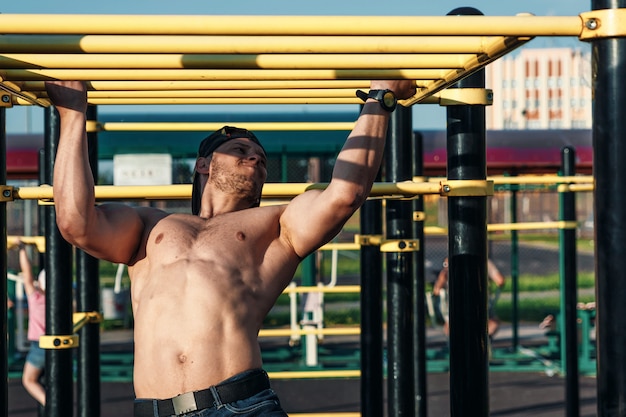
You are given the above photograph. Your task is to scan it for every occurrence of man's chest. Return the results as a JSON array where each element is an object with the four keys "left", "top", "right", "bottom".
[{"left": 143, "top": 210, "right": 281, "bottom": 266}]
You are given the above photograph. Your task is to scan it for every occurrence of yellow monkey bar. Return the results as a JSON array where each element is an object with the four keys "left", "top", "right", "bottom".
[
  {"left": 0, "top": 14, "right": 582, "bottom": 36},
  {"left": 3, "top": 12, "right": 591, "bottom": 106},
  {"left": 0, "top": 11, "right": 616, "bottom": 107}
]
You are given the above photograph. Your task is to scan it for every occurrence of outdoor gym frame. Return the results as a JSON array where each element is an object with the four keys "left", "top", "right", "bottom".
[{"left": 1, "top": 2, "right": 625, "bottom": 417}]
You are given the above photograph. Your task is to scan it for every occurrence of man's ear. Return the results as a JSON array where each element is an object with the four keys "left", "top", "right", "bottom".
[{"left": 195, "top": 156, "right": 211, "bottom": 175}]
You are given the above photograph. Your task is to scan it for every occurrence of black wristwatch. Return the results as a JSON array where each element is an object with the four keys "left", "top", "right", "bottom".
[{"left": 356, "top": 89, "right": 397, "bottom": 112}]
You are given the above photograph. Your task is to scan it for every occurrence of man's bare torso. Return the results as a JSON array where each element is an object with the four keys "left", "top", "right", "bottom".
[{"left": 126, "top": 204, "right": 299, "bottom": 398}]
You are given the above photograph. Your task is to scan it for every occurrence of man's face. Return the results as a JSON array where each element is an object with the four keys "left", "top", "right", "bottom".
[{"left": 208, "top": 138, "right": 267, "bottom": 205}]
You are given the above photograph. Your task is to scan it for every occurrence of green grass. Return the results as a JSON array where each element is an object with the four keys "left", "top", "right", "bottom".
[{"left": 264, "top": 272, "right": 597, "bottom": 328}]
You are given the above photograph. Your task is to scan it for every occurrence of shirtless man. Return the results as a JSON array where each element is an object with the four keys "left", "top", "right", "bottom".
[{"left": 46, "top": 79, "right": 415, "bottom": 416}]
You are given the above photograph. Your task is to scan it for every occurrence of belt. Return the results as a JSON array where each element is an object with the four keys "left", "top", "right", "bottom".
[{"left": 134, "top": 370, "right": 270, "bottom": 417}]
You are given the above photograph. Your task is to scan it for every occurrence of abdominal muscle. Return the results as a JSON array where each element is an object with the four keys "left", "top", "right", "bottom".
[{"left": 130, "top": 258, "right": 265, "bottom": 399}]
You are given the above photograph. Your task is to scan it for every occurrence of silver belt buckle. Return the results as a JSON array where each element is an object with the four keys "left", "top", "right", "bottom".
[{"left": 172, "top": 391, "right": 198, "bottom": 415}]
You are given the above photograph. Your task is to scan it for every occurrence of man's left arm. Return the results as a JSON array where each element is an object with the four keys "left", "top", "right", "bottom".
[{"left": 280, "top": 80, "right": 415, "bottom": 258}]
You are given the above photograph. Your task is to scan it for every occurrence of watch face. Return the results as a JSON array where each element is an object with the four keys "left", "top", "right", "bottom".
[{"left": 383, "top": 91, "right": 396, "bottom": 108}]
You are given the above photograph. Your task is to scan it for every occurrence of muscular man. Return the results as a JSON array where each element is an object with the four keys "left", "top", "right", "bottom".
[{"left": 46, "top": 79, "right": 415, "bottom": 416}]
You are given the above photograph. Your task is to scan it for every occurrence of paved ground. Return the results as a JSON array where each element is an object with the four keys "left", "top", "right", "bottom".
[{"left": 8, "top": 324, "right": 598, "bottom": 417}]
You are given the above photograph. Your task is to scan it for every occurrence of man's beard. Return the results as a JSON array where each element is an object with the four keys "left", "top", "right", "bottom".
[{"left": 209, "top": 158, "right": 262, "bottom": 207}]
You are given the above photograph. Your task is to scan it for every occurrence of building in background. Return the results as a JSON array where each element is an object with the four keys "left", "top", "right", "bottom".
[{"left": 487, "top": 47, "right": 591, "bottom": 130}]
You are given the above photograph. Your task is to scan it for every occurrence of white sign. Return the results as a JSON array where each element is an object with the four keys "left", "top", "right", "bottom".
[{"left": 113, "top": 154, "right": 172, "bottom": 186}]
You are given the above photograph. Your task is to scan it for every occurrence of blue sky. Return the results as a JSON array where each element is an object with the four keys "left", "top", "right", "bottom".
[{"left": 4, "top": 0, "right": 591, "bottom": 133}]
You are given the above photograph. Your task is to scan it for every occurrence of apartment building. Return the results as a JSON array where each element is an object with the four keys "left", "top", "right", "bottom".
[{"left": 486, "top": 47, "right": 592, "bottom": 130}]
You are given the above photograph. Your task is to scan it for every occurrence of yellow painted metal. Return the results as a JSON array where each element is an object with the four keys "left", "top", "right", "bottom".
[
  {"left": 489, "top": 175, "right": 593, "bottom": 185},
  {"left": 558, "top": 183, "right": 594, "bottom": 192},
  {"left": 39, "top": 334, "right": 79, "bottom": 350},
  {"left": 72, "top": 312, "right": 103, "bottom": 334},
  {"left": 413, "top": 211, "right": 426, "bottom": 222},
  {"left": 12, "top": 176, "right": 594, "bottom": 202},
  {"left": 0, "top": 93, "right": 12, "bottom": 107},
  {"left": 379, "top": 239, "right": 420, "bottom": 253},
  {"left": 0, "top": 53, "right": 471, "bottom": 69},
  {"left": 259, "top": 328, "right": 360, "bottom": 337},
  {"left": 318, "top": 242, "right": 361, "bottom": 251},
  {"left": 440, "top": 180, "right": 495, "bottom": 196},
  {"left": 421, "top": 175, "right": 594, "bottom": 185},
  {"left": 0, "top": 14, "right": 582, "bottom": 36},
  {"left": 0, "top": 34, "right": 503, "bottom": 54},
  {"left": 401, "top": 35, "right": 531, "bottom": 106},
  {"left": 268, "top": 370, "right": 360, "bottom": 380},
  {"left": 355, "top": 235, "right": 383, "bottom": 247},
  {"left": 13, "top": 181, "right": 444, "bottom": 201},
  {"left": 2, "top": 68, "right": 445, "bottom": 81},
  {"left": 7, "top": 235, "right": 45, "bottom": 253},
  {"left": 0, "top": 79, "right": 47, "bottom": 106},
  {"left": 96, "top": 121, "right": 355, "bottom": 132},
  {"left": 488, "top": 221, "right": 578, "bottom": 232},
  {"left": 85, "top": 89, "right": 364, "bottom": 98},
  {"left": 438, "top": 88, "right": 493, "bottom": 106},
  {"left": 20, "top": 80, "right": 374, "bottom": 91},
  {"left": 281, "top": 285, "right": 361, "bottom": 294},
  {"left": 579, "top": 9, "right": 626, "bottom": 40}
]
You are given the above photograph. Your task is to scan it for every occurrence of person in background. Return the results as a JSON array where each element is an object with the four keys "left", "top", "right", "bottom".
[
  {"left": 13, "top": 239, "right": 46, "bottom": 406},
  {"left": 433, "top": 257, "right": 506, "bottom": 340}
]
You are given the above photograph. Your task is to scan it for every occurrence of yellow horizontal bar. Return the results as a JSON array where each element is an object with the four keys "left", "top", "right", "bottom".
[
  {"left": 488, "top": 221, "right": 578, "bottom": 232},
  {"left": 0, "top": 34, "right": 498, "bottom": 54},
  {"left": 98, "top": 122, "right": 355, "bottom": 132},
  {"left": 423, "top": 175, "right": 594, "bottom": 185},
  {"left": 2, "top": 68, "right": 442, "bottom": 82},
  {"left": 84, "top": 89, "right": 366, "bottom": 99},
  {"left": 281, "top": 285, "right": 361, "bottom": 294},
  {"left": 268, "top": 370, "right": 360, "bottom": 380},
  {"left": 0, "top": 53, "right": 470, "bottom": 70},
  {"left": 14, "top": 181, "right": 443, "bottom": 201},
  {"left": 259, "top": 328, "right": 360, "bottom": 337},
  {"left": 27, "top": 97, "right": 360, "bottom": 106},
  {"left": 0, "top": 14, "right": 583, "bottom": 36},
  {"left": 20, "top": 80, "right": 376, "bottom": 91},
  {"left": 15, "top": 178, "right": 593, "bottom": 202},
  {"left": 319, "top": 242, "right": 361, "bottom": 251},
  {"left": 490, "top": 175, "right": 593, "bottom": 185},
  {"left": 83, "top": 95, "right": 443, "bottom": 107},
  {"left": 558, "top": 183, "right": 594, "bottom": 192}
]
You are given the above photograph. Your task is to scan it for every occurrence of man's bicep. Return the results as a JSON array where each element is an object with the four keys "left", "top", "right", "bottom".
[
  {"left": 83, "top": 204, "right": 145, "bottom": 264},
  {"left": 280, "top": 189, "right": 353, "bottom": 258}
]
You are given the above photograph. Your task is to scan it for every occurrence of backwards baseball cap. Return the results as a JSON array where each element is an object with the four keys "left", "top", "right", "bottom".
[{"left": 191, "top": 126, "right": 266, "bottom": 215}]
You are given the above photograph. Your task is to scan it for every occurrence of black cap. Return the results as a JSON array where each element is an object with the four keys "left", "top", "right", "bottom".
[{"left": 191, "top": 126, "right": 266, "bottom": 215}]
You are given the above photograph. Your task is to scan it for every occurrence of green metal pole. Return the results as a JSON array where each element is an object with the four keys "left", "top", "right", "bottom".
[{"left": 510, "top": 184, "right": 520, "bottom": 351}]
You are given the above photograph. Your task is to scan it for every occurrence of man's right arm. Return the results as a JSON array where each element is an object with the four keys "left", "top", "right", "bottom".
[{"left": 47, "top": 81, "right": 144, "bottom": 264}]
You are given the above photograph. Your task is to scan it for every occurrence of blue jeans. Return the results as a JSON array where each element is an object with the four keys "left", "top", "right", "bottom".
[
  {"left": 26, "top": 341, "right": 45, "bottom": 370},
  {"left": 134, "top": 370, "right": 288, "bottom": 417}
]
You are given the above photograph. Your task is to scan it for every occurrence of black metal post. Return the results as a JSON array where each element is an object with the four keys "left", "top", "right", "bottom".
[
  {"left": 360, "top": 178, "right": 383, "bottom": 417},
  {"left": 560, "top": 146, "right": 579, "bottom": 417},
  {"left": 412, "top": 131, "right": 427, "bottom": 417},
  {"left": 446, "top": 7, "right": 489, "bottom": 417},
  {"left": 1, "top": 107, "right": 8, "bottom": 417},
  {"left": 385, "top": 105, "right": 414, "bottom": 417},
  {"left": 77, "top": 105, "right": 100, "bottom": 417},
  {"left": 591, "top": 2, "right": 626, "bottom": 416},
  {"left": 44, "top": 105, "right": 74, "bottom": 417}
]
